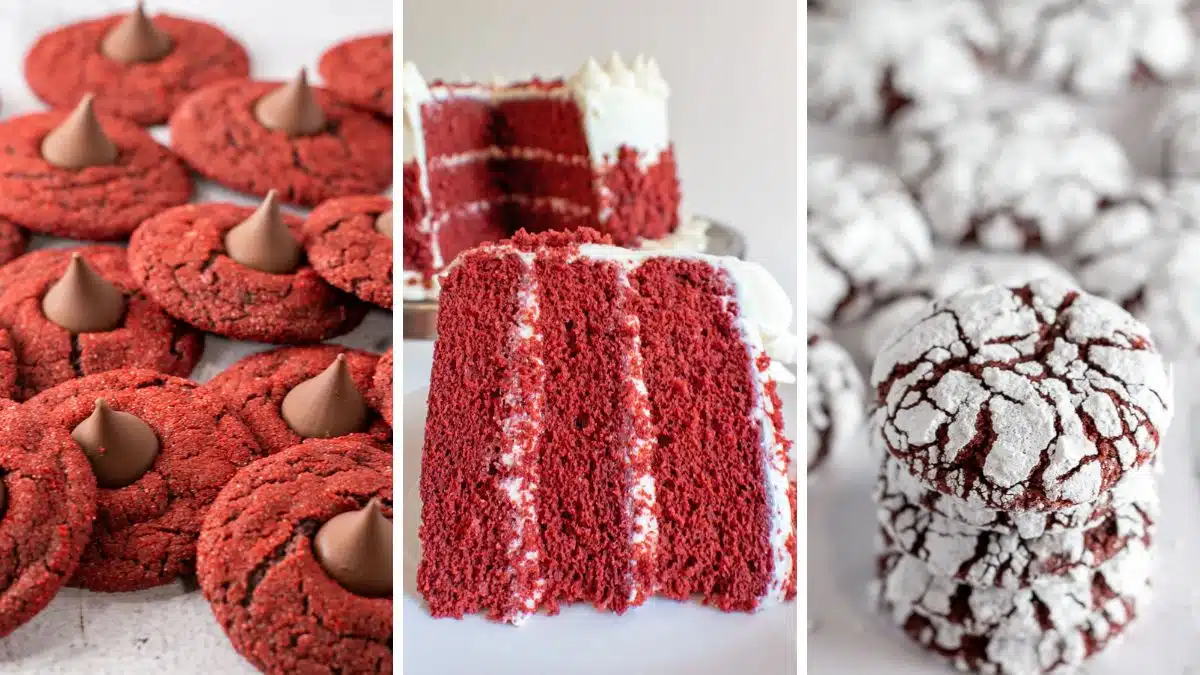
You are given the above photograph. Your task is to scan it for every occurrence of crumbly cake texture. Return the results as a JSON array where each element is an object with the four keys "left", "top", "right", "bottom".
[
  {"left": 871, "top": 280, "right": 1172, "bottom": 511},
  {"left": 808, "top": 0, "right": 997, "bottom": 128},
  {"left": 896, "top": 100, "right": 1133, "bottom": 252},
  {"left": 808, "top": 155, "right": 934, "bottom": 323},
  {"left": 991, "top": 0, "right": 1194, "bottom": 98},
  {"left": 0, "top": 245, "right": 204, "bottom": 401},
  {"left": 169, "top": 79, "right": 392, "bottom": 207},
  {"left": 419, "top": 229, "right": 796, "bottom": 624},
  {"left": 807, "top": 321, "right": 864, "bottom": 473},
  {"left": 303, "top": 195, "right": 393, "bottom": 309},
  {"left": 129, "top": 203, "right": 366, "bottom": 344},
  {"left": 22, "top": 369, "right": 264, "bottom": 592},
  {"left": 203, "top": 345, "right": 389, "bottom": 454},
  {"left": 197, "top": 440, "right": 391, "bottom": 675},
  {"left": 872, "top": 529, "right": 1152, "bottom": 675},
  {"left": 318, "top": 33, "right": 392, "bottom": 117},
  {"left": 0, "top": 402, "right": 96, "bottom": 637},
  {"left": 24, "top": 13, "right": 251, "bottom": 126},
  {"left": 371, "top": 348, "right": 392, "bottom": 427},
  {"left": 0, "top": 109, "right": 192, "bottom": 240}
]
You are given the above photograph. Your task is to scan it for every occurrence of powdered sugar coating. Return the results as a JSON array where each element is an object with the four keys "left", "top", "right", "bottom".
[
  {"left": 807, "top": 320, "right": 866, "bottom": 473},
  {"left": 871, "top": 280, "right": 1172, "bottom": 510},
  {"left": 993, "top": 0, "right": 1195, "bottom": 97},
  {"left": 808, "top": 155, "right": 934, "bottom": 323},
  {"left": 896, "top": 100, "right": 1133, "bottom": 251},
  {"left": 1159, "top": 90, "right": 1200, "bottom": 180},
  {"left": 808, "top": 0, "right": 997, "bottom": 128}
]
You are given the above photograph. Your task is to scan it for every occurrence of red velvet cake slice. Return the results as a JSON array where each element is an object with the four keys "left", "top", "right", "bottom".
[{"left": 417, "top": 229, "right": 797, "bottom": 624}]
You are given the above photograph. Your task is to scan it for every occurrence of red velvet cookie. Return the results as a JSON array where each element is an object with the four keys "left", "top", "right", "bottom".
[
  {"left": 304, "top": 195, "right": 393, "bottom": 309},
  {"left": 372, "top": 348, "right": 392, "bottom": 427},
  {"left": 0, "top": 403, "right": 97, "bottom": 637},
  {"left": 318, "top": 33, "right": 393, "bottom": 117},
  {"left": 23, "top": 369, "right": 266, "bottom": 592},
  {"left": 197, "top": 440, "right": 392, "bottom": 675},
  {"left": 0, "top": 246, "right": 204, "bottom": 401},
  {"left": 0, "top": 110, "right": 192, "bottom": 240},
  {"left": 24, "top": 12, "right": 250, "bottom": 126},
  {"left": 128, "top": 203, "right": 366, "bottom": 343},
  {"left": 168, "top": 79, "right": 392, "bottom": 207},
  {"left": 0, "top": 329, "right": 17, "bottom": 400},
  {"left": 0, "top": 219, "right": 26, "bottom": 269},
  {"left": 203, "top": 345, "right": 390, "bottom": 453}
]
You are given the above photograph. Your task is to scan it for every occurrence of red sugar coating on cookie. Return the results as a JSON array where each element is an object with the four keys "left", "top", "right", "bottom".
[
  {"left": 129, "top": 203, "right": 366, "bottom": 344},
  {"left": 22, "top": 369, "right": 265, "bottom": 592},
  {"left": 0, "top": 245, "right": 204, "bottom": 401},
  {"left": 0, "top": 110, "right": 192, "bottom": 240},
  {"left": 0, "top": 405, "right": 97, "bottom": 636},
  {"left": 197, "top": 439, "right": 391, "bottom": 674},
  {"left": 203, "top": 345, "right": 389, "bottom": 454},
  {"left": 169, "top": 79, "right": 392, "bottom": 207},
  {"left": 318, "top": 33, "right": 392, "bottom": 117},
  {"left": 24, "top": 13, "right": 250, "bottom": 126},
  {"left": 371, "top": 348, "right": 392, "bottom": 427},
  {"left": 303, "top": 195, "right": 393, "bottom": 309}
]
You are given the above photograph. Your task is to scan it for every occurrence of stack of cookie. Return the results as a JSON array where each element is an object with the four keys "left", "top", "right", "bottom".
[{"left": 867, "top": 280, "right": 1173, "bottom": 674}]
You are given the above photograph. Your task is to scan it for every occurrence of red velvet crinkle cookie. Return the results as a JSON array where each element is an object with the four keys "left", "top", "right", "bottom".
[
  {"left": 0, "top": 329, "right": 17, "bottom": 400},
  {"left": 22, "top": 369, "right": 266, "bottom": 592},
  {"left": 198, "top": 440, "right": 392, "bottom": 675},
  {"left": 0, "top": 404, "right": 97, "bottom": 636},
  {"left": 318, "top": 33, "right": 393, "bottom": 117},
  {"left": 0, "top": 110, "right": 192, "bottom": 240},
  {"left": 0, "top": 246, "right": 204, "bottom": 401},
  {"left": 169, "top": 79, "right": 392, "bottom": 207},
  {"left": 203, "top": 345, "right": 390, "bottom": 453},
  {"left": 129, "top": 203, "right": 366, "bottom": 343},
  {"left": 304, "top": 195, "right": 393, "bottom": 309},
  {"left": 24, "top": 12, "right": 250, "bottom": 126},
  {"left": 372, "top": 348, "right": 392, "bottom": 427}
]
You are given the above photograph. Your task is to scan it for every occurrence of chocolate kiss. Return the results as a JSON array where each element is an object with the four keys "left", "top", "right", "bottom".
[
  {"left": 71, "top": 399, "right": 160, "bottom": 489},
  {"left": 223, "top": 190, "right": 302, "bottom": 274},
  {"left": 254, "top": 69, "right": 327, "bottom": 136},
  {"left": 313, "top": 498, "right": 393, "bottom": 597},
  {"left": 42, "top": 253, "right": 126, "bottom": 333},
  {"left": 100, "top": 1, "right": 173, "bottom": 64},
  {"left": 41, "top": 94, "right": 119, "bottom": 169},
  {"left": 280, "top": 354, "right": 368, "bottom": 438},
  {"left": 375, "top": 210, "right": 393, "bottom": 239}
]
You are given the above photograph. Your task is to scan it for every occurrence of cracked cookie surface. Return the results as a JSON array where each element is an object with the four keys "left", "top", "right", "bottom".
[
  {"left": 168, "top": 79, "right": 392, "bottom": 207},
  {"left": 203, "top": 345, "right": 390, "bottom": 454},
  {"left": 807, "top": 321, "right": 864, "bottom": 473},
  {"left": 0, "top": 110, "right": 192, "bottom": 239},
  {"left": 24, "top": 13, "right": 250, "bottom": 126},
  {"left": 318, "top": 33, "right": 392, "bottom": 117},
  {"left": 870, "top": 280, "right": 1172, "bottom": 511},
  {"left": 0, "top": 245, "right": 204, "bottom": 401},
  {"left": 303, "top": 195, "right": 392, "bottom": 309},
  {"left": 197, "top": 439, "right": 392, "bottom": 675},
  {"left": 0, "top": 401, "right": 96, "bottom": 636},
  {"left": 22, "top": 369, "right": 264, "bottom": 592},
  {"left": 129, "top": 203, "right": 366, "bottom": 343}
]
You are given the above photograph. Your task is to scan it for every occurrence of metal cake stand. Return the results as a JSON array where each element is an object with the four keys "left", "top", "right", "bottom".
[{"left": 402, "top": 218, "right": 747, "bottom": 340}]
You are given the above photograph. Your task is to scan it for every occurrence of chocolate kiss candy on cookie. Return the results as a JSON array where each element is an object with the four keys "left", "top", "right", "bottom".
[
  {"left": 40, "top": 94, "right": 119, "bottom": 169},
  {"left": 71, "top": 398, "right": 160, "bottom": 489},
  {"left": 280, "top": 354, "right": 368, "bottom": 438},
  {"left": 223, "top": 190, "right": 302, "bottom": 274},
  {"left": 42, "top": 253, "right": 126, "bottom": 333},
  {"left": 254, "top": 69, "right": 327, "bottom": 137},
  {"left": 313, "top": 498, "right": 392, "bottom": 597},
  {"left": 100, "top": 1, "right": 173, "bottom": 64},
  {"left": 375, "top": 210, "right": 393, "bottom": 239}
]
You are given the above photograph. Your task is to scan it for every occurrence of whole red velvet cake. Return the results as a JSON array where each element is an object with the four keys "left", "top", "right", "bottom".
[{"left": 418, "top": 229, "right": 798, "bottom": 625}]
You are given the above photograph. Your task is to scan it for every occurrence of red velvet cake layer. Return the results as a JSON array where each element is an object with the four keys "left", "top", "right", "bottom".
[
  {"left": 402, "top": 162, "right": 433, "bottom": 279},
  {"left": 495, "top": 97, "right": 592, "bottom": 156},
  {"left": 427, "top": 160, "right": 506, "bottom": 212},
  {"left": 421, "top": 98, "right": 493, "bottom": 158},
  {"left": 434, "top": 207, "right": 510, "bottom": 269},
  {"left": 600, "top": 147, "right": 682, "bottom": 245}
]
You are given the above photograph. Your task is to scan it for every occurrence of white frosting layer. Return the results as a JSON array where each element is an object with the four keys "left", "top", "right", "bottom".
[{"left": 567, "top": 54, "right": 671, "bottom": 165}]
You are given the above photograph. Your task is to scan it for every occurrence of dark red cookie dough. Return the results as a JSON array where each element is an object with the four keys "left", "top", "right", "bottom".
[
  {"left": 0, "top": 219, "right": 26, "bottom": 269},
  {"left": 0, "top": 404, "right": 96, "bottom": 637},
  {"left": 318, "top": 33, "right": 393, "bottom": 117},
  {"left": 129, "top": 203, "right": 366, "bottom": 344},
  {"left": 22, "top": 369, "right": 265, "bottom": 592},
  {"left": 204, "top": 345, "right": 390, "bottom": 454},
  {"left": 304, "top": 195, "right": 393, "bottom": 309},
  {"left": 24, "top": 13, "right": 250, "bottom": 127},
  {"left": 0, "top": 110, "right": 192, "bottom": 240},
  {"left": 0, "top": 246, "right": 204, "bottom": 401},
  {"left": 168, "top": 79, "right": 392, "bottom": 207},
  {"left": 197, "top": 440, "right": 391, "bottom": 675},
  {"left": 372, "top": 348, "right": 392, "bottom": 427}
]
